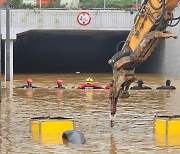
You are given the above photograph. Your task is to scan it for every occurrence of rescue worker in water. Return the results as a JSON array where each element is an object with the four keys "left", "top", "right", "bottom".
[
  {"left": 104, "top": 80, "right": 114, "bottom": 90},
  {"left": 130, "top": 79, "right": 152, "bottom": 90},
  {"left": 54, "top": 80, "right": 65, "bottom": 89},
  {"left": 156, "top": 79, "right": 176, "bottom": 90},
  {"left": 77, "top": 78, "right": 104, "bottom": 89},
  {"left": 16, "top": 79, "right": 38, "bottom": 88}
]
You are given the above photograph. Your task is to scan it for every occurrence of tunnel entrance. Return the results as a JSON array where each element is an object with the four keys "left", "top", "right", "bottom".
[{"left": 14, "top": 30, "right": 129, "bottom": 73}]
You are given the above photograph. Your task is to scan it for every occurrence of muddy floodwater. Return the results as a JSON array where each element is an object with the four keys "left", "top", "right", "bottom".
[{"left": 1, "top": 73, "right": 180, "bottom": 153}]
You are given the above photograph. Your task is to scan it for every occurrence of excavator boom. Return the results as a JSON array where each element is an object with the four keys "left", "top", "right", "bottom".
[{"left": 108, "top": 0, "right": 180, "bottom": 127}]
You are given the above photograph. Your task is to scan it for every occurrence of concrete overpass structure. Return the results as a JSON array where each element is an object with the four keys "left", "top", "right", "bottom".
[
  {"left": 1, "top": 9, "right": 134, "bottom": 39},
  {"left": 1, "top": 9, "right": 135, "bottom": 80},
  {"left": 1, "top": 8, "right": 180, "bottom": 79}
]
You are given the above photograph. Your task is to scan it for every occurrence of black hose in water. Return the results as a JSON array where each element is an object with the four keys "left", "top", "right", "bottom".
[{"left": 62, "top": 130, "right": 85, "bottom": 145}]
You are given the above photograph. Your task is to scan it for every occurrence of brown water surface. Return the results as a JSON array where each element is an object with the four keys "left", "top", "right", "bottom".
[{"left": 1, "top": 73, "right": 180, "bottom": 153}]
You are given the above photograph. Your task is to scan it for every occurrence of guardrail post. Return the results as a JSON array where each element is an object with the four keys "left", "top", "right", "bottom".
[
  {"left": 6, "top": 0, "right": 12, "bottom": 81},
  {"left": 0, "top": 8, "right": 2, "bottom": 101}
]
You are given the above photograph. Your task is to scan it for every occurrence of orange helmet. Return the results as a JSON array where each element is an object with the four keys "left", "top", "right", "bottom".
[
  {"left": 27, "top": 79, "right": 33, "bottom": 84},
  {"left": 57, "top": 80, "right": 63, "bottom": 85}
]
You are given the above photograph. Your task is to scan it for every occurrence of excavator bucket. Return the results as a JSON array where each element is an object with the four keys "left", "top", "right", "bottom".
[{"left": 108, "top": 0, "right": 180, "bottom": 127}]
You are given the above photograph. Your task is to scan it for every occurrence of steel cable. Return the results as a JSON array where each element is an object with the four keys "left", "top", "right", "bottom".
[{"left": 168, "top": 16, "right": 180, "bottom": 27}]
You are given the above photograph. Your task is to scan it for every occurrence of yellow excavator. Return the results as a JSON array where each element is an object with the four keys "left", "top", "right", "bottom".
[{"left": 108, "top": 0, "right": 180, "bottom": 127}]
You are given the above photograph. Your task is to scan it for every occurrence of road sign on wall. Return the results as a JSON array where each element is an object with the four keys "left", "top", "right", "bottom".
[{"left": 77, "top": 12, "right": 91, "bottom": 26}]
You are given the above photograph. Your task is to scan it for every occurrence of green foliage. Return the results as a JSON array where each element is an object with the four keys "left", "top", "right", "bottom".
[
  {"left": 22, "top": 3, "right": 38, "bottom": 9},
  {"left": 10, "top": 0, "right": 23, "bottom": 8},
  {"left": 79, "top": 0, "right": 140, "bottom": 9},
  {"left": 56, "top": 0, "right": 61, "bottom": 8},
  {"left": 79, "top": 0, "right": 103, "bottom": 9},
  {"left": 106, "top": 0, "right": 136, "bottom": 8},
  {"left": 47, "top": 0, "right": 54, "bottom": 8},
  {"left": 10, "top": 0, "right": 38, "bottom": 9},
  {"left": 8, "top": 0, "right": 142, "bottom": 9}
]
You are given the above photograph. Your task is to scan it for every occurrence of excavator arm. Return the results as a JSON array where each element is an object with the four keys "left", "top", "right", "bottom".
[{"left": 108, "top": 0, "right": 180, "bottom": 127}]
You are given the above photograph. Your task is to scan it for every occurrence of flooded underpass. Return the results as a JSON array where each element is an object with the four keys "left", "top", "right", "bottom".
[
  {"left": 0, "top": 28, "right": 180, "bottom": 153},
  {"left": 1, "top": 73, "right": 180, "bottom": 153}
]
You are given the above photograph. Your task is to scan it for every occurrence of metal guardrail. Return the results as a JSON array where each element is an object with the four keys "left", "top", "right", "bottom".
[{"left": 1, "top": 0, "right": 143, "bottom": 10}]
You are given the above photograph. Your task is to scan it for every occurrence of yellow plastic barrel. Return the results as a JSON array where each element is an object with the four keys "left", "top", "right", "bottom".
[
  {"left": 154, "top": 115, "right": 180, "bottom": 147},
  {"left": 30, "top": 116, "right": 74, "bottom": 144}
]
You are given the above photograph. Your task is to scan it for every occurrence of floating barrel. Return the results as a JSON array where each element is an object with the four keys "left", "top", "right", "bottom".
[
  {"left": 30, "top": 116, "right": 74, "bottom": 144},
  {"left": 154, "top": 115, "right": 180, "bottom": 147}
]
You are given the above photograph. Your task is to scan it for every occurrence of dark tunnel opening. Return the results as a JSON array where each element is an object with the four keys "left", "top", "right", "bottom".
[
  {"left": 1, "top": 30, "right": 163, "bottom": 74},
  {"left": 13, "top": 30, "right": 130, "bottom": 73}
]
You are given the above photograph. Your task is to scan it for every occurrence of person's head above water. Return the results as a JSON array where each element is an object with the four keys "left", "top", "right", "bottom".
[
  {"left": 166, "top": 79, "right": 171, "bottom": 86},
  {"left": 27, "top": 79, "right": 33, "bottom": 85},
  {"left": 57, "top": 80, "right": 63, "bottom": 86},
  {"left": 137, "top": 80, "right": 144, "bottom": 87},
  {"left": 86, "top": 78, "right": 93, "bottom": 84}
]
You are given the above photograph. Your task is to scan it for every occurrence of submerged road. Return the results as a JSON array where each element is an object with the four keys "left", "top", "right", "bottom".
[{"left": 0, "top": 73, "right": 180, "bottom": 153}]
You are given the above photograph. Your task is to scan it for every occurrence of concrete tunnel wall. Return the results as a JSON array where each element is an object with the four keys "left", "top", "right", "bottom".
[
  {"left": 13, "top": 30, "right": 129, "bottom": 73},
  {"left": 136, "top": 6, "right": 180, "bottom": 76}
]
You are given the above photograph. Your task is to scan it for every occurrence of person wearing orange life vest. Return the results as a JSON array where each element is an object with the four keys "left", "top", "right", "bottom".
[
  {"left": 77, "top": 78, "right": 104, "bottom": 89},
  {"left": 54, "top": 80, "right": 65, "bottom": 89},
  {"left": 16, "top": 79, "right": 38, "bottom": 88}
]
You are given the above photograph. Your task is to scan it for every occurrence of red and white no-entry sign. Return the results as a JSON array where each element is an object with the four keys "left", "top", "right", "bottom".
[{"left": 77, "top": 12, "right": 91, "bottom": 26}]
